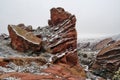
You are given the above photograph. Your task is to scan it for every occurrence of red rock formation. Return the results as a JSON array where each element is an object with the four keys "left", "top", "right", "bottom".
[
  {"left": 92, "top": 38, "right": 115, "bottom": 51},
  {"left": 34, "top": 7, "right": 86, "bottom": 79},
  {"left": 91, "top": 40, "right": 120, "bottom": 78},
  {"left": 48, "top": 7, "right": 72, "bottom": 26},
  {"left": 77, "top": 42, "right": 90, "bottom": 50},
  {"left": 8, "top": 25, "right": 41, "bottom": 52},
  {"left": 37, "top": 7, "right": 78, "bottom": 66},
  {"left": 0, "top": 63, "right": 86, "bottom": 80},
  {"left": 4, "top": 7, "right": 86, "bottom": 79}
]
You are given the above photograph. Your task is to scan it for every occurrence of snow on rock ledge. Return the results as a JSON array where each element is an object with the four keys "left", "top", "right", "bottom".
[
  {"left": 2, "top": 7, "right": 86, "bottom": 79},
  {"left": 8, "top": 25, "right": 41, "bottom": 52},
  {"left": 34, "top": 7, "right": 78, "bottom": 66}
]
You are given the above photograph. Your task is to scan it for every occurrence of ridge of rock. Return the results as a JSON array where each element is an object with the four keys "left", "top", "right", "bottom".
[
  {"left": 91, "top": 40, "right": 120, "bottom": 78},
  {"left": 34, "top": 7, "right": 78, "bottom": 66},
  {"left": 3, "top": 7, "right": 86, "bottom": 80}
]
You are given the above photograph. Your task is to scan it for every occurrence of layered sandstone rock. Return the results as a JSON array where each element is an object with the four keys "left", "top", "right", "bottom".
[
  {"left": 8, "top": 25, "right": 41, "bottom": 52},
  {"left": 91, "top": 40, "right": 120, "bottom": 78},
  {"left": 17, "top": 23, "right": 33, "bottom": 32},
  {"left": 3, "top": 7, "right": 86, "bottom": 79},
  {"left": 34, "top": 7, "right": 78, "bottom": 66},
  {"left": 48, "top": 7, "right": 71, "bottom": 26},
  {"left": 0, "top": 63, "right": 86, "bottom": 80},
  {"left": 92, "top": 38, "right": 114, "bottom": 51}
]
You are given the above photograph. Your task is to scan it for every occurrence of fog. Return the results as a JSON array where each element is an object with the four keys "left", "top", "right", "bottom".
[{"left": 0, "top": 0, "right": 120, "bottom": 38}]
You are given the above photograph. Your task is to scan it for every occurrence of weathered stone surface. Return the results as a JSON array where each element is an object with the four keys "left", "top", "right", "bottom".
[
  {"left": 2, "top": 7, "right": 86, "bottom": 79},
  {"left": 43, "top": 63, "right": 86, "bottom": 79},
  {"left": 34, "top": 7, "right": 78, "bottom": 66},
  {"left": 48, "top": 7, "right": 71, "bottom": 26},
  {"left": 91, "top": 40, "right": 120, "bottom": 78},
  {"left": 92, "top": 38, "right": 115, "bottom": 51},
  {"left": 8, "top": 25, "right": 41, "bottom": 52},
  {"left": 0, "top": 63, "right": 86, "bottom": 80},
  {"left": 17, "top": 23, "right": 33, "bottom": 32}
]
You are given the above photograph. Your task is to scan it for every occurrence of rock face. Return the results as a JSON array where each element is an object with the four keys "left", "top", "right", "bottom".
[
  {"left": 92, "top": 38, "right": 114, "bottom": 51},
  {"left": 8, "top": 25, "right": 41, "bottom": 52},
  {"left": 48, "top": 7, "right": 71, "bottom": 26},
  {"left": 34, "top": 7, "right": 78, "bottom": 66},
  {"left": 91, "top": 40, "right": 120, "bottom": 78},
  {"left": 3, "top": 7, "right": 86, "bottom": 80}
]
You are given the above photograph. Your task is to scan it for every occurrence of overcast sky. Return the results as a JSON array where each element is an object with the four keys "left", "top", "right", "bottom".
[{"left": 0, "top": 0, "right": 120, "bottom": 38}]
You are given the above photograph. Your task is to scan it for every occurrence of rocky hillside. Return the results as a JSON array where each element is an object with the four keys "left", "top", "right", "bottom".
[
  {"left": 0, "top": 7, "right": 86, "bottom": 80},
  {"left": 0, "top": 7, "right": 120, "bottom": 80},
  {"left": 77, "top": 34, "right": 120, "bottom": 79}
]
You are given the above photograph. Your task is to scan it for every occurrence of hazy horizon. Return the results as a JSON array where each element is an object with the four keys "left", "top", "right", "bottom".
[{"left": 0, "top": 0, "right": 120, "bottom": 38}]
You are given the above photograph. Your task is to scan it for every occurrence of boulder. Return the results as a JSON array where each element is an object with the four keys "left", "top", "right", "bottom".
[
  {"left": 91, "top": 40, "right": 120, "bottom": 78},
  {"left": 8, "top": 25, "right": 41, "bottom": 52}
]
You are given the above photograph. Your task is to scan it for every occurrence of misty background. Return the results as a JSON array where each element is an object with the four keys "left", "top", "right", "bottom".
[{"left": 0, "top": 0, "right": 120, "bottom": 39}]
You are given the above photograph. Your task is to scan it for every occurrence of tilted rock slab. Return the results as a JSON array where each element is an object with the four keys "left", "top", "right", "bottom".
[
  {"left": 35, "top": 7, "right": 78, "bottom": 66},
  {"left": 8, "top": 25, "right": 41, "bottom": 52},
  {"left": 91, "top": 40, "right": 120, "bottom": 78},
  {"left": 34, "top": 7, "right": 86, "bottom": 79},
  {"left": 92, "top": 37, "right": 114, "bottom": 51}
]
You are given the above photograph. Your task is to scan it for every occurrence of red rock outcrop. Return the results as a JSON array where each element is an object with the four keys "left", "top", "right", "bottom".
[
  {"left": 0, "top": 63, "right": 86, "bottom": 80},
  {"left": 48, "top": 7, "right": 71, "bottom": 26},
  {"left": 34, "top": 7, "right": 85, "bottom": 79},
  {"left": 4, "top": 7, "right": 86, "bottom": 79},
  {"left": 92, "top": 38, "right": 115, "bottom": 51},
  {"left": 8, "top": 25, "right": 41, "bottom": 52},
  {"left": 91, "top": 40, "right": 120, "bottom": 78},
  {"left": 35, "top": 7, "right": 78, "bottom": 66}
]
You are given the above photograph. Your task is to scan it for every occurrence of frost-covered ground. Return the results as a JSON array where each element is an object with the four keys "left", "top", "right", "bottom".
[
  {"left": 0, "top": 37, "right": 51, "bottom": 76},
  {"left": 0, "top": 34, "right": 110, "bottom": 79}
]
